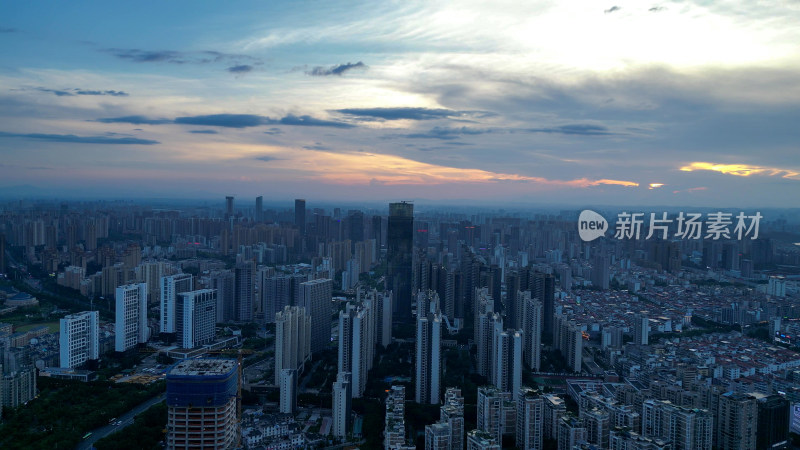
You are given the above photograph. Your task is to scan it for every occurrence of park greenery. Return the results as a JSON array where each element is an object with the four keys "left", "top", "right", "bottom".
[{"left": 94, "top": 401, "right": 168, "bottom": 450}]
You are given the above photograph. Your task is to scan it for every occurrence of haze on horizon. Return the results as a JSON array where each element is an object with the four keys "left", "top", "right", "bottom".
[{"left": 1, "top": 1, "right": 799, "bottom": 207}]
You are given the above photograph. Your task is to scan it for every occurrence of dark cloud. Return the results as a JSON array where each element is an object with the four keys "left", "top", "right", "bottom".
[
  {"left": 303, "top": 143, "right": 331, "bottom": 151},
  {"left": 649, "top": 6, "right": 665, "bottom": 12},
  {"left": 397, "top": 126, "right": 490, "bottom": 140},
  {"left": 228, "top": 65, "right": 253, "bottom": 74},
  {"left": 528, "top": 124, "right": 616, "bottom": 136},
  {"left": 334, "top": 107, "right": 493, "bottom": 121},
  {"left": 174, "top": 114, "right": 268, "bottom": 128},
  {"left": 34, "top": 87, "right": 129, "bottom": 97},
  {"left": 254, "top": 155, "right": 279, "bottom": 162},
  {"left": 264, "top": 128, "right": 283, "bottom": 135},
  {"left": 95, "top": 115, "right": 171, "bottom": 125},
  {"left": 278, "top": 114, "right": 354, "bottom": 128},
  {"left": 0, "top": 27, "right": 17, "bottom": 33},
  {"left": 605, "top": 6, "right": 621, "bottom": 13},
  {"left": 104, "top": 48, "right": 260, "bottom": 66},
  {"left": 308, "top": 61, "right": 367, "bottom": 76},
  {"left": 0, "top": 131, "right": 159, "bottom": 145},
  {"left": 189, "top": 129, "right": 219, "bottom": 134}
]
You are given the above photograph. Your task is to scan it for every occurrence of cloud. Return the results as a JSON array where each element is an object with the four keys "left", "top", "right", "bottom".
[
  {"left": 95, "top": 115, "right": 172, "bottom": 125},
  {"left": 254, "top": 155, "right": 279, "bottom": 162},
  {"left": 228, "top": 64, "right": 253, "bottom": 74},
  {"left": 75, "top": 89, "right": 128, "bottom": 96},
  {"left": 528, "top": 124, "right": 615, "bottom": 136},
  {"left": 31, "top": 87, "right": 129, "bottom": 97},
  {"left": 308, "top": 61, "right": 367, "bottom": 76},
  {"left": 189, "top": 129, "right": 219, "bottom": 134},
  {"left": 174, "top": 114, "right": 267, "bottom": 128},
  {"left": 264, "top": 128, "right": 283, "bottom": 135},
  {"left": 0, "top": 131, "right": 159, "bottom": 145},
  {"left": 278, "top": 114, "right": 354, "bottom": 128},
  {"left": 0, "top": 27, "right": 16, "bottom": 33},
  {"left": 303, "top": 143, "right": 331, "bottom": 151},
  {"left": 394, "top": 126, "right": 490, "bottom": 140},
  {"left": 334, "top": 107, "right": 491, "bottom": 121},
  {"left": 104, "top": 48, "right": 259, "bottom": 66},
  {"left": 604, "top": 6, "right": 621, "bottom": 14},
  {"left": 649, "top": 6, "right": 665, "bottom": 12},
  {"left": 679, "top": 162, "right": 800, "bottom": 180}
]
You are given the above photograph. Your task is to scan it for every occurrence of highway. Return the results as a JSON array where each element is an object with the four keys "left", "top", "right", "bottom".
[{"left": 74, "top": 393, "right": 166, "bottom": 450}]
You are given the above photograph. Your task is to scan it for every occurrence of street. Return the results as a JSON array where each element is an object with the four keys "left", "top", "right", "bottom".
[{"left": 74, "top": 393, "right": 166, "bottom": 450}]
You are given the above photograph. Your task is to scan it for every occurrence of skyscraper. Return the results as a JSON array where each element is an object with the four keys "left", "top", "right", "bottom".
[
  {"left": 521, "top": 293, "right": 542, "bottom": 371},
  {"left": 717, "top": 392, "right": 757, "bottom": 450},
  {"left": 279, "top": 368, "right": 297, "bottom": 415},
  {"left": 338, "top": 301, "right": 375, "bottom": 398},
  {"left": 234, "top": 261, "right": 255, "bottom": 322},
  {"left": 332, "top": 372, "right": 352, "bottom": 438},
  {"left": 176, "top": 289, "right": 217, "bottom": 349},
  {"left": 255, "top": 196, "right": 263, "bottom": 222},
  {"left": 634, "top": 313, "right": 649, "bottom": 346},
  {"left": 299, "top": 278, "right": 332, "bottom": 353},
  {"left": 160, "top": 273, "right": 193, "bottom": 334},
  {"left": 440, "top": 387, "right": 465, "bottom": 450},
  {"left": 416, "top": 291, "right": 442, "bottom": 404},
  {"left": 115, "top": 283, "right": 148, "bottom": 352},
  {"left": 274, "top": 306, "right": 311, "bottom": 385},
  {"left": 295, "top": 199, "right": 306, "bottom": 235},
  {"left": 493, "top": 328, "right": 523, "bottom": 397},
  {"left": 166, "top": 359, "right": 238, "bottom": 449},
  {"left": 756, "top": 394, "right": 789, "bottom": 449},
  {"left": 516, "top": 387, "right": 544, "bottom": 450},
  {"left": 59, "top": 311, "right": 99, "bottom": 369},
  {"left": 477, "top": 386, "right": 506, "bottom": 444},
  {"left": 387, "top": 202, "right": 413, "bottom": 322},
  {"left": 531, "top": 272, "right": 554, "bottom": 342},
  {"left": 225, "top": 196, "right": 234, "bottom": 217}
]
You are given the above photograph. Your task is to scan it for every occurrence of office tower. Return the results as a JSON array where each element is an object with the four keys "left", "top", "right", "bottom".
[
  {"left": 338, "top": 301, "right": 375, "bottom": 398},
  {"left": 206, "top": 270, "right": 234, "bottom": 323},
  {"left": 1, "top": 367, "right": 37, "bottom": 408},
  {"left": 274, "top": 306, "right": 311, "bottom": 385},
  {"left": 387, "top": 201, "right": 414, "bottom": 322},
  {"left": 373, "top": 289, "right": 393, "bottom": 348},
  {"left": 160, "top": 273, "right": 193, "bottom": 334},
  {"left": 466, "top": 430, "right": 500, "bottom": 450},
  {"left": 255, "top": 196, "right": 263, "bottom": 222},
  {"left": 590, "top": 254, "right": 609, "bottom": 290},
  {"left": 279, "top": 368, "right": 297, "bottom": 415},
  {"left": 756, "top": 394, "right": 789, "bottom": 449},
  {"left": 531, "top": 272, "right": 555, "bottom": 342},
  {"left": 477, "top": 386, "right": 506, "bottom": 444},
  {"left": 166, "top": 359, "right": 238, "bottom": 449},
  {"left": 556, "top": 414, "right": 586, "bottom": 450},
  {"left": 440, "top": 387, "right": 465, "bottom": 450},
  {"left": 299, "top": 278, "right": 332, "bottom": 353},
  {"left": 717, "top": 392, "right": 757, "bottom": 450},
  {"left": 225, "top": 195, "right": 234, "bottom": 218},
  {"left": 582, "top": 407, "right": 610, "bottom": 448},
  {"left": 333, "top": 372, "right": 352, "bottom": 438},
  {"left": 115, "top": 283, "right": 148, "bottom": 352},
  {"left": 176, "top": 289, "right": 217, "bottom": 349},
  {"left": 295, "top": 199, "right": 306, "bottom": 235},
  {"left": 543, "top": 394, "right": 566, "bottom": 441},
  {"left": 641, "top": 399, "right": 713, "bottom": 449},
  {"left": 493, "top": 328, "right": 523, "bottom": 396},
  {"left": 234, "top": 261, "right": 255, "bottom": 322},
  {"left": 425, "top": 422, "right": 451, "bottom": 450},
  {"left": 634, "top": 314, "right": 649, "bottom": 346},
  {"left": 520, "top": 293, "right": 542, "bottom": 371},
  {"left": 59, "top": 311, "right": 99, "bottom": 369},
  {"left": 416, "top": 291, "right": 443, "bottom": 404},
  {"left": 516, "top": 387, "right": 544, "bottom": 450}
]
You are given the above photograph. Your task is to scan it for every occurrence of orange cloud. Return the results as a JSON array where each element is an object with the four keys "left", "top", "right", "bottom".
[{"left": 679, "top": 162, "right": 800, "bottom": 180}]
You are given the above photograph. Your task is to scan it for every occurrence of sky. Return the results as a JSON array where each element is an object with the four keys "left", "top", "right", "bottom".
[{"left": 1, "top": 0, "right": 799, "bottom": 207}]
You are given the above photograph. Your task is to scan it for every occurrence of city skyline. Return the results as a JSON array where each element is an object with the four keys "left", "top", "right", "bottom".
[{"left": 1, "top": 1, "right": 799, "bottom": 206}]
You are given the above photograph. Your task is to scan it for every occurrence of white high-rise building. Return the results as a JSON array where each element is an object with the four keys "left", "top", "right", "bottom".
[
  {"left": 275, "top": 306, "right": 311, "bottom": 385},
  {"left": 176, "top": 289, "right": 217, "bottom": 349},
  {"left": 521, "top": 294, "right": 542, "bottom": 371},
  {"left": 493, "top": 328, "right": 523, "bottom": 397},
  {"left": 59, "top": 311, "right": 99, "bottom": 369},
  {"left": 368, "top": 289, "right": 392, "bottom": 348},
  {"left": 477, "top": 386, "right": 507, "bottom": 444},
  {"left": 160, "top": 273, "right": 192, "bottom": 333},
  {"left": 279, "top": 368, "right": 297, "bottom": 415},
  {"left": 440, "top": 387, "right": 465, "bottom": 450},
  {"left": 338, "top": 300, "right": 375, "bottom": 398},
  {"left": 425, "top": 422, "right": 451, "bottom": 450},
  {"left": 516, "top": 387, "right": 544, "bottom": 450},
  {"left": 299, "top": 278, "right": 332, "bottom": 353},
  {"left": 416, "top": 291, "right": 442, "bottom": 404},
  {"left": 634, "top": 314, "right": 649, "bottom": 346},
  {"left": 115, "top": 283, "right": 148, "bottom": 352},
  {"left": 474, "top": 288, "right": 495, "bottom": 378},
  {"left": 332, "top": 372, "right": 352, "bottom": 438}
]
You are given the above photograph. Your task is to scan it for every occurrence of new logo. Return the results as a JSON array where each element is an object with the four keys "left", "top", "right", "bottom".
[{"left": 578, "top": 210, "right": 607, "bottom": 242}]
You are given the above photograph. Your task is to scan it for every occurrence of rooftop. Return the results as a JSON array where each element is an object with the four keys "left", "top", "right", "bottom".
[{"left": 169, "top": 358, "right": 236, "bottom": 376}]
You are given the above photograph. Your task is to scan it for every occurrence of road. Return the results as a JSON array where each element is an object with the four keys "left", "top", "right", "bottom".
[{"left": 74, "top": 393, "right": 166, "bottom": 450}]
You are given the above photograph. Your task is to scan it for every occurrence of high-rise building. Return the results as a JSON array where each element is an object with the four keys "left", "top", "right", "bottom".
[
  {"left": 416, "top": 291, "right": 442, "bottom": 404},
  {"left": 176, "top": 289, "right": 217, "bottom": 349},
  {"left": 160, "top": 273, "right": 193, "bottom": 334},
  {"left": 756, "top": 394, "right": 789, "bottom": 449},
  {"left": 493, "top": 328, "right": 523, "bottom": 396},
  {"left": 553, "top": 314, "right": 582, "bottom": 373},
  {"left": 556, "top": 414, "right": 586, "bottom": 450},
  {"left": 440, "top": 387, "right": 465, "bottom": 450},
  {"left": 474, "top": 289, "right": 497, "bottom": 378},
  {"left": 0, "top": 367, "right": 37, "bottom": 408},
  {"left": 717, "top": 392, "right": 757, "bottom": 450},
  {"left": 59, "top": 311, "right": 99, "bottom": 368},
  {"left": 205, "top": 270, "right": 234, "bottom": 323},
  {"left": 299, "top": 278, "right": 332, "bottom": 353},
  {"left": 332, "top": 372, "right": 352, "bottom": 438},
  {"left": 634, "top": 314, "right": 649, "bottom": 346},
  {"left": 225, "top": 196, "right": 234, "bottom": 217},
  {"left": 517, "top": 387, "right": 544, "bottom": 450},
  {"left": 234, "top": 261, "right": 255, "bottom": 322},
  {"left": 641, "top": 399, "right": 713, "bottom": 449},
  {"left": 531, "top": 272, "right": 555, "bottom": 342},
  {"left": 255, "top": 196, "right": 263, "bottom": 222},
  {"left": 262, "top": 273, "right": 306, "bottom": 323},
  {"left": 582, "top": 407, "right": 610, "bottom": 448},
  {"left": 543, "top": 394, "right": 566, "bottom": 441},
  {"left": 0, "top": 233, "right": 6, "bottom": 275},
  {"left": 591, "top": 254, "right": 610, "bottom": 290},
  {"left": 387, "top": 202, "right": 413, "bottom": 322},
  {"left": 338, "top": 300, "right": 375, "bottom": 398},
  {"left": 477, "top": 386, "right": 507, "bottom": 444},
  {"left": 166, "top": 359, "right": 238, "bottom": 449},
  {"left": 385, "top": 385, "right": 408, "bottom": 449},
  {"left": 274, "top": 306, "right": 311, "bottom": 385},
  {"left": 279, "top": 368, "right": 297, "bottom": 415},
  {"left": 521, "top": 294, "right": 542, "bottom": 371},
  {"left": 295, "top": 199, "right": 306, "bottom": 235},
  {"left": 115, "top": 283, "right": 148, "bottom": 352},
  {"left": 372, "top": 289, "right": 393, "bottom": 348},
  {"left": 425, "top": 422, "right": 452, "bottom": 450},
  {"left": 609, "top": 428, "right": 672, "bottom": 449},
  {"left": 466, "top": 430, "right": 500, "bottom": 450}
]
